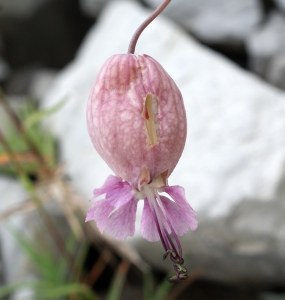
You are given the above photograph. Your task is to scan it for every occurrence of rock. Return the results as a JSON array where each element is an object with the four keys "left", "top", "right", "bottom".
[
  {"left": 274, "top": 0, "right": 285, "bottom": 12},
  {"left": 42, "top": 0, "right": 285, "bottom": 285},
  {"left": 246, "top": 11, "right": 285, "bottom": 90},
  {"left": 4, "top": 66, "right": 57, "bottom": 96},
  {"left": 0, "top": 57, "right": 10, "bottom": 82},
  {"left": 0, "top": 0, "right": 93, "bottom": 69},
  {"left": 4, "top": 65, "right": 40, "bottom": 95},
  {"left": 266, "top": 55, "right": 285, "bottom": 90},
  {"left": 29, "top": 69, "right": 58, "bottom": 100},
  {"left": 79, "top": 0, "right": 106, "bottom": 18},
  {"left": 0, "top": 0, "right": 50, "bottom": 19},
  {"left": 144, "top": 0, "right": 262, "bottom": 46}
]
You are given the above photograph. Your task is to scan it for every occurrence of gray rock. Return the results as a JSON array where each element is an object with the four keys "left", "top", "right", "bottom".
[
  {"left": 0, "top": 57, "right": 10, "bottom": 82},
  {"left": 79, "top": 0, "right": 106, "bottom": 17},
  {"left": 42, "top": 0, "right": 285, "bottom": 285},
  {"left": 4, "top": 66, "right": 40, "bottom": 95},
  {"left": 246, "top": 11, "right": 285, "bottom": 90},
  {"left": 29, "top": 69, "right": 58, "bottom": 100},
  {"left": 0, "top": 0, "right": 49, "bottom": 18},
  {"left": 4, "top": 67, "right": 57, "bottom": 97},
  {"left": 1, "top": 0, "right": 92, "bottom": 69},
  {"left": 274, "top": 0, "right": 285, "bottom": 12},
  {"left": 144, "top": 0, "right": 262, "bottom": 46}
]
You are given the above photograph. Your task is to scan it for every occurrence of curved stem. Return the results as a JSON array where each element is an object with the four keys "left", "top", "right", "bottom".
[{"left": 128, "top": 0, "right": 171, "bottom": 54}]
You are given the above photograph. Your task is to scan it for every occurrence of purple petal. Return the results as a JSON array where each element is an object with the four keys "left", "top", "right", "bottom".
[
  {"left": 92, "top": 175, "right": 121, "bottom": 198},
  {"left": 105, "top": 198, "right": 137, "bottom": 240},
  {"left": 85, "top": 199, "right": 114, "bottom": 233},
  {"left": 159, "top": 196, "right": 193, "bottom": 235},
  {"left": 140, "top": 199, "right": 161, "bottom": 242},
  {"left": 163, "top": 186, "right": 198, "bottom": 231},
  {"left": 106, "top": 181, "right": 134, "bottom": 207}
]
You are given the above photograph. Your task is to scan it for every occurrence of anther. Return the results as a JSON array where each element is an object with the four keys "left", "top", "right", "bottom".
[
  {"left": 163, "top": 249, "right": 174, "bottom": 260},
  {"left": 173, "top": 263, "right": 187, "bottom": 274}
]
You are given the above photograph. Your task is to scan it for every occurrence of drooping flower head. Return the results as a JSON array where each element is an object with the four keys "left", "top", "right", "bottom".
[{"left": 86, "top": 0, "right": 198, "bottom": 283}]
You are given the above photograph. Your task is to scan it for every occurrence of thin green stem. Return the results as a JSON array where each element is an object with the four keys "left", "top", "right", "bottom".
[
  {"left": 0, "top": 128, "right": 26, "bottom": 175},
  {"left": 0, "top": 89, "right": 52, "bottom": 177},
  {"left": 0, "top": 126, "right": 83, "bottom": 282}
]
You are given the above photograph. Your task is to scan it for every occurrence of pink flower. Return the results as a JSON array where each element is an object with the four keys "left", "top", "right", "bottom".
[{"left": 86, "top": 53, "right": 198, "bottom": 282}]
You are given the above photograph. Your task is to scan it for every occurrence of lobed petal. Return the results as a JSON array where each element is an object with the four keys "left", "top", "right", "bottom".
[
  {"left": 106, "top": 181, "right": 134, "bottom": 208},
  {"left": 85, "top": 199, "right": 114, "bottom": 233},
  {"left": 105, "top": 198, "right": 137, "bottom": 240},
  {"left": 140, "top": 198, "right": 161, "bottom": 242},
  {"left": 92, "top": 175, "right": 121, "bottom": 198},
  {"left": 160, "top": 196, "right": 193, "bottom": 236},
  {"left": 163, "top": 186, "right": 198, "bottom": 231}
]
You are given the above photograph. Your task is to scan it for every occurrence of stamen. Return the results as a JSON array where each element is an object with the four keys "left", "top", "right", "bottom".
[
  {"left": 173, "top": 263, "right": 187, "bottom": 274},
  {"left": 152, "top": 209, "right": 168, "bottom": 251},
  {"left": 179, "top": 273, "right": 188, "bottom": 281},
  {"left": 155, "top": 190, "right": 183, "bottom": 264},
  {"left": 166, "top": 220, "right": 183, "bottom": 264},
  {"left": 167, "top": 275, "right": 180, "bottom": 283},
  {"left": 163, "top": 228, "right": 179, "bottom": 260},
  {"left": 144, "top": 184, "right": 188, "bottom": 282},
  {"left": 163, "top": 249, "right": 174, "bottom": 260}
]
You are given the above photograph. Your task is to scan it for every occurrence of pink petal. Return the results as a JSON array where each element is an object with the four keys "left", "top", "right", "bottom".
[
  {"left": 159, "top": 196, "right": 193, "bottom": 235},
  {"left": 85, "top": 199, "right": 114, "bottom": 233},
  {"left": 92, "top": 175, "right": 121, "bottom": 198},
  {"left": 140, "top": 199, "right": 161, "bottom": 242},
  {"left": 105, "top": 198, "right": 137, "bottom": 240},
  {"left": 163, "top": 186, "right": 198, "bottom": 231},
  {"left": 106, "top": 181, "right": 134, "bottom": 207}
]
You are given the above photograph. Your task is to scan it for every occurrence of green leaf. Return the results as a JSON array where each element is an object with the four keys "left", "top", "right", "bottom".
[
  {"left": 0, "top": 98, "right": 59, "bottom": 177},
  {"left": 0, "top": 282, "right": 37, "bottom": 298},
  {"left": 6, "top": 224, "right": 60, "bottom": 283},
  {"left": 23, "top": 97, "right": 67, "bottom": 130},
  {"left": 153, "top": 275, "right": 173, "bottom": 300},
  {"left": 34, "top": 282, "right": 97, "bottom": 300},
  {"left": 106, "top": 261, "right": 130, "bottom": 300},
  {"left": 143, "top": 271, "right": 154, "bottom": 300}
]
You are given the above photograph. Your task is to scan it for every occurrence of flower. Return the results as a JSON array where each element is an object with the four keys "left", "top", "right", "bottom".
[{"left": 86, "top": 53, "right": 198, "bottom": 282}]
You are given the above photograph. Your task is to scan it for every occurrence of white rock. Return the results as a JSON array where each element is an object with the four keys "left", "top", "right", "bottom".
[
  {"left": 42, "top": 0, "right": 285, "bottom": 284},
  {"left": 246, "top": 11, "right": 285, "bottom": 90},
  {"left": 145, "top": 0, "right": 262, "bottom": 45}
]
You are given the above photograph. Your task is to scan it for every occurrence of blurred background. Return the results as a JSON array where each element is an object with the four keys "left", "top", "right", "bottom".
[{"left": 1, "top": 0, "right": 285, "bottom": 299}]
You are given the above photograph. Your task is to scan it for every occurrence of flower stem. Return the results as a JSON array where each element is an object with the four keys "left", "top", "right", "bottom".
[{"left": 128, "top": 0, "right": 171, "bottom": 54}]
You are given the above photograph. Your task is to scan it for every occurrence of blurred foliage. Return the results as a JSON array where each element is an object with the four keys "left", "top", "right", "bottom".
[
  {"left": 0, "top": 94, "right": 65, "bottom": 177},
  {"left": 0, "top": 226, "right": 96, "bottom": 300},
  {"left": 143, "top": 271, "right": 173, "bottom": 300}
]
